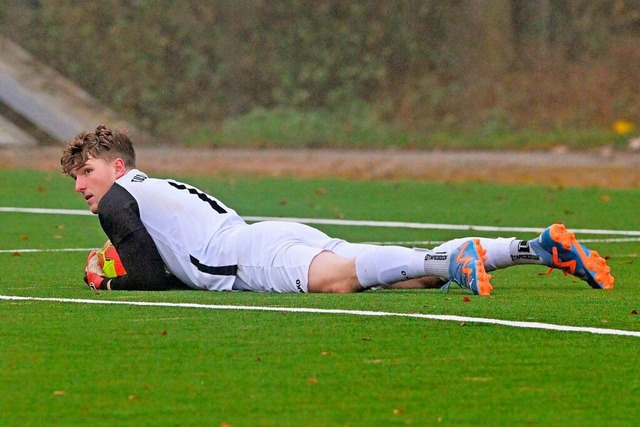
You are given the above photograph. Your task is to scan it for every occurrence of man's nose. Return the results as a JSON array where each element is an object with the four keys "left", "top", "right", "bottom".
[{"left": 75, "top": 176, "right": 85, "bottom": 192}]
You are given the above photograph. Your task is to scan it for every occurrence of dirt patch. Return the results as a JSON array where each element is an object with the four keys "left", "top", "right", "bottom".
[{"left": 2, "top": 145, "right": 640, "bottom": 188}]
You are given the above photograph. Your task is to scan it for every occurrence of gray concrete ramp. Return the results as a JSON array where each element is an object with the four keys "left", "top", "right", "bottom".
[
  {"left": 0, "top": 36, "right": 144, "bottom": 145},
  {"left": 0, "top": 114, "right": 37, "bottom": 145}
]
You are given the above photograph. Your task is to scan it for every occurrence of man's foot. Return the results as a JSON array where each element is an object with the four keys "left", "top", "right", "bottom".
[
  {"left": 537, "top": 223, "right": 614, "bottom": 289},
  {"left": 443, "top": 239, "right": 493, "bottom": 296}
]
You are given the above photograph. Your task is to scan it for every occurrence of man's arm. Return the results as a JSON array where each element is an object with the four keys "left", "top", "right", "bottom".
[
  {"left": 98, "top": 184, "right": 184, "bottom": 291},
  {"left": 105, "top": 227, "right": 184, "bottom": 290}
]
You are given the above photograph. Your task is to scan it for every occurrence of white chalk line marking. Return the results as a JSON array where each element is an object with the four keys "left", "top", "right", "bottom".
[
  {"left": 3, "top": 206, "right": 637, "bottom": 335},
  {"left": 3, "top": 245, "right": 639, "bottom": 257},
  {"left": 362, "top": 238, "right": 640, "bottom": 245},
  {"left": 1, "top": 295, "right": 639, "bottom": 338},
  {"left": 2, "top": 206, "right": 638, "bottom": 254},
  {"left": 0, "top": 248, "right": 98, "bottom": 254},
  {"left": 2, "top": 206, "right": 640, "bottom": 236}
]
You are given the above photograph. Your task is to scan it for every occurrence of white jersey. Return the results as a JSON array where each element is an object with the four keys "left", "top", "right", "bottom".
[
  {"left": 99, "top": 169, "right": 362, "bottom": 293},
  {"left": 103, "top": 169, "right": 246, "bottom": 290}
]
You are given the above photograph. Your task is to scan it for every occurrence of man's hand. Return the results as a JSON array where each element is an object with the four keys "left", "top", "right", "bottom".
[
  {"left": 85, "top": 250, "right": 106, "bottom": 290},
  {"left": 84, "top": 270, "right": 106, "bottom": 290}
]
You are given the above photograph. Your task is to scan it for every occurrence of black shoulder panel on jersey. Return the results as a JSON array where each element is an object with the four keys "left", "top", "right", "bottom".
[{"left": 98, "top": 183, "right": 145, "bottom": 246}]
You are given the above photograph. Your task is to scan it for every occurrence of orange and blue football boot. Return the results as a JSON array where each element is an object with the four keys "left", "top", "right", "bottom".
[
  {"left": 535, "top": 223, "right": 614, "bottom": 289},
  {"left": 443, "top": 239, "right": 493, "bottom": 296}
]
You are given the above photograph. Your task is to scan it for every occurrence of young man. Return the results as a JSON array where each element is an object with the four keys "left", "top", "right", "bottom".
[{"left": 61, "top": 125, "right": 614, "bottom": 295}]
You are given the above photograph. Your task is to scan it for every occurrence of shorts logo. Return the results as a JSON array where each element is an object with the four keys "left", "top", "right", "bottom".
[{"left": 295, "top": 279, "right": 304, "bottom": 293}]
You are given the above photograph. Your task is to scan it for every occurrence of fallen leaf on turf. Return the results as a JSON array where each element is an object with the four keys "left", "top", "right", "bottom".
[
  {"left": 307, "top": 377, "right": 318, "bottom": 384},
  {"left": 632, "top": 310, "right": 638, "bottom": 315},
  {"left": 393, "top": 408, "right": 405, "bottom": 415},
  {"left": 12, "top": 252, "right": 21, "bottom": 257},
  {"left": 20, "top": 235, "right": 29, "bottom": 241},
  {"left": 463, "top": 297, "right": 471, "bottom": 303},
  {"left": 53, "top": 390, "right": 65, "bottom": 396},
  {"left": 161, "top": 330, "right": 167, "bottom": 336},
  {"left": 322, "top": 351, "right": 332, "bottom": 356}
]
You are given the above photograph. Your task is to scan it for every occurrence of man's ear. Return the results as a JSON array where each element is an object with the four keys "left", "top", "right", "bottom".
[{"left": 113, "top": 158, "right": 127, "bottom": 179}]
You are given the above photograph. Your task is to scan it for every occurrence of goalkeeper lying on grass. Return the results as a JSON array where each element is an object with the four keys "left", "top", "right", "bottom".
[{"left": 62, "top": 125, "right": 614, "bottom": 295}]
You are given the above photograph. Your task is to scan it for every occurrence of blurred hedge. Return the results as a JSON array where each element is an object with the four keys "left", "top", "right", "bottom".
[{"left": 2, "top": 0, "right": 640, "bottom": 143}]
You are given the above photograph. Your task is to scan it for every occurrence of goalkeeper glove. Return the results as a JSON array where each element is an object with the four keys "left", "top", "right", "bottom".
[
  {"left": 85, "top": 250, "right": 107, "bottom": 290},
  {"left": 84, "top": 270, "right": 106, "bottom": 290}
]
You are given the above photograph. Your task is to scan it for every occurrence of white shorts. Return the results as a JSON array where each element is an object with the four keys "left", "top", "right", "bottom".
[{"left": 231, "top": 221, "right": 342, "bottom": 293}]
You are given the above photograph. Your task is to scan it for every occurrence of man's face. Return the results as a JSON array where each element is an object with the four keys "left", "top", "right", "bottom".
[{"left": 71, "top": 157, "right": 119, "bottom": 214}]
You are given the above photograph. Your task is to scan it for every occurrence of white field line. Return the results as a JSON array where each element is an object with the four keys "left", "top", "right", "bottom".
[
  {"left": 1, "top": 294, "right": 639, "bottom": 338},
  {"left": 3, "top": 244, "right": 639, "bottom": 256},
  {"left": 2, "top": 206, "right": 640, "bottom": 236},
  {"left": 0, "top": 248, "right": 97, "bottom": 254},
  {"left": 4, "top": 207, "right": 637, "bottom": 337},
  {"left": 362, "top": 238, "right": 640, "bottom": 246}
]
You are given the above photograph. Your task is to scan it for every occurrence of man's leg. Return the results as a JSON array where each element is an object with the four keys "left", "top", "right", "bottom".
[
  {"left": 308, "top": 241, "right": 492, "bottom": 294},
  {"left": 307, "top": 251, "right": 361, "bottom": 293},
  {"left": 432, "top": 224, "right": 614, "bottom": 289},
  {"left": 307, "top": 252, "right": 444, "bottom": 292},
  {"left": 307, "top": 250, "right": 447, "bottom": 293}
]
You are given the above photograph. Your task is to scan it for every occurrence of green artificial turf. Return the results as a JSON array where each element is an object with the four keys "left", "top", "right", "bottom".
[{"left": 1, "top": 170, "right": 639, "bottom": 426}]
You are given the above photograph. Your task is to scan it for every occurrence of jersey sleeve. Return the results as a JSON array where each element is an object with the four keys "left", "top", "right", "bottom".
[{"left": 97, "top": 184, "right": 186, "bottom": 291}]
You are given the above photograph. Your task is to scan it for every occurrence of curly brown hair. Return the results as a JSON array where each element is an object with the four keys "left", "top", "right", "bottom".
[{"left": 60, "top": 125, "right": 136, "bottom": 175}]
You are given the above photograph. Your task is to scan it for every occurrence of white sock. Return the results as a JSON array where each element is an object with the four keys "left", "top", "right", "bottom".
[
  {"left": 352, "top": 237, "right": 546, "bottom": 288},
  {"left": 479, "top": 238, "right": 545, "bottom": 269},
  {"left": 421, "top": 249, "right": 450, "bottom": 279},
  {"left": 433, "top": 237, "right": 545, "bottom": 272},
  {"left": 354, "top": 246, "right": 430, "bottom": 288},
  {"left": 432, "top": 237, "right": 510, "bottom": 272},
  {"left": 508, "top": 239, "right": 546, "bottom": 266},
  {"left": 477, "top": 237, "right": 516, "bottom": 271}
]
